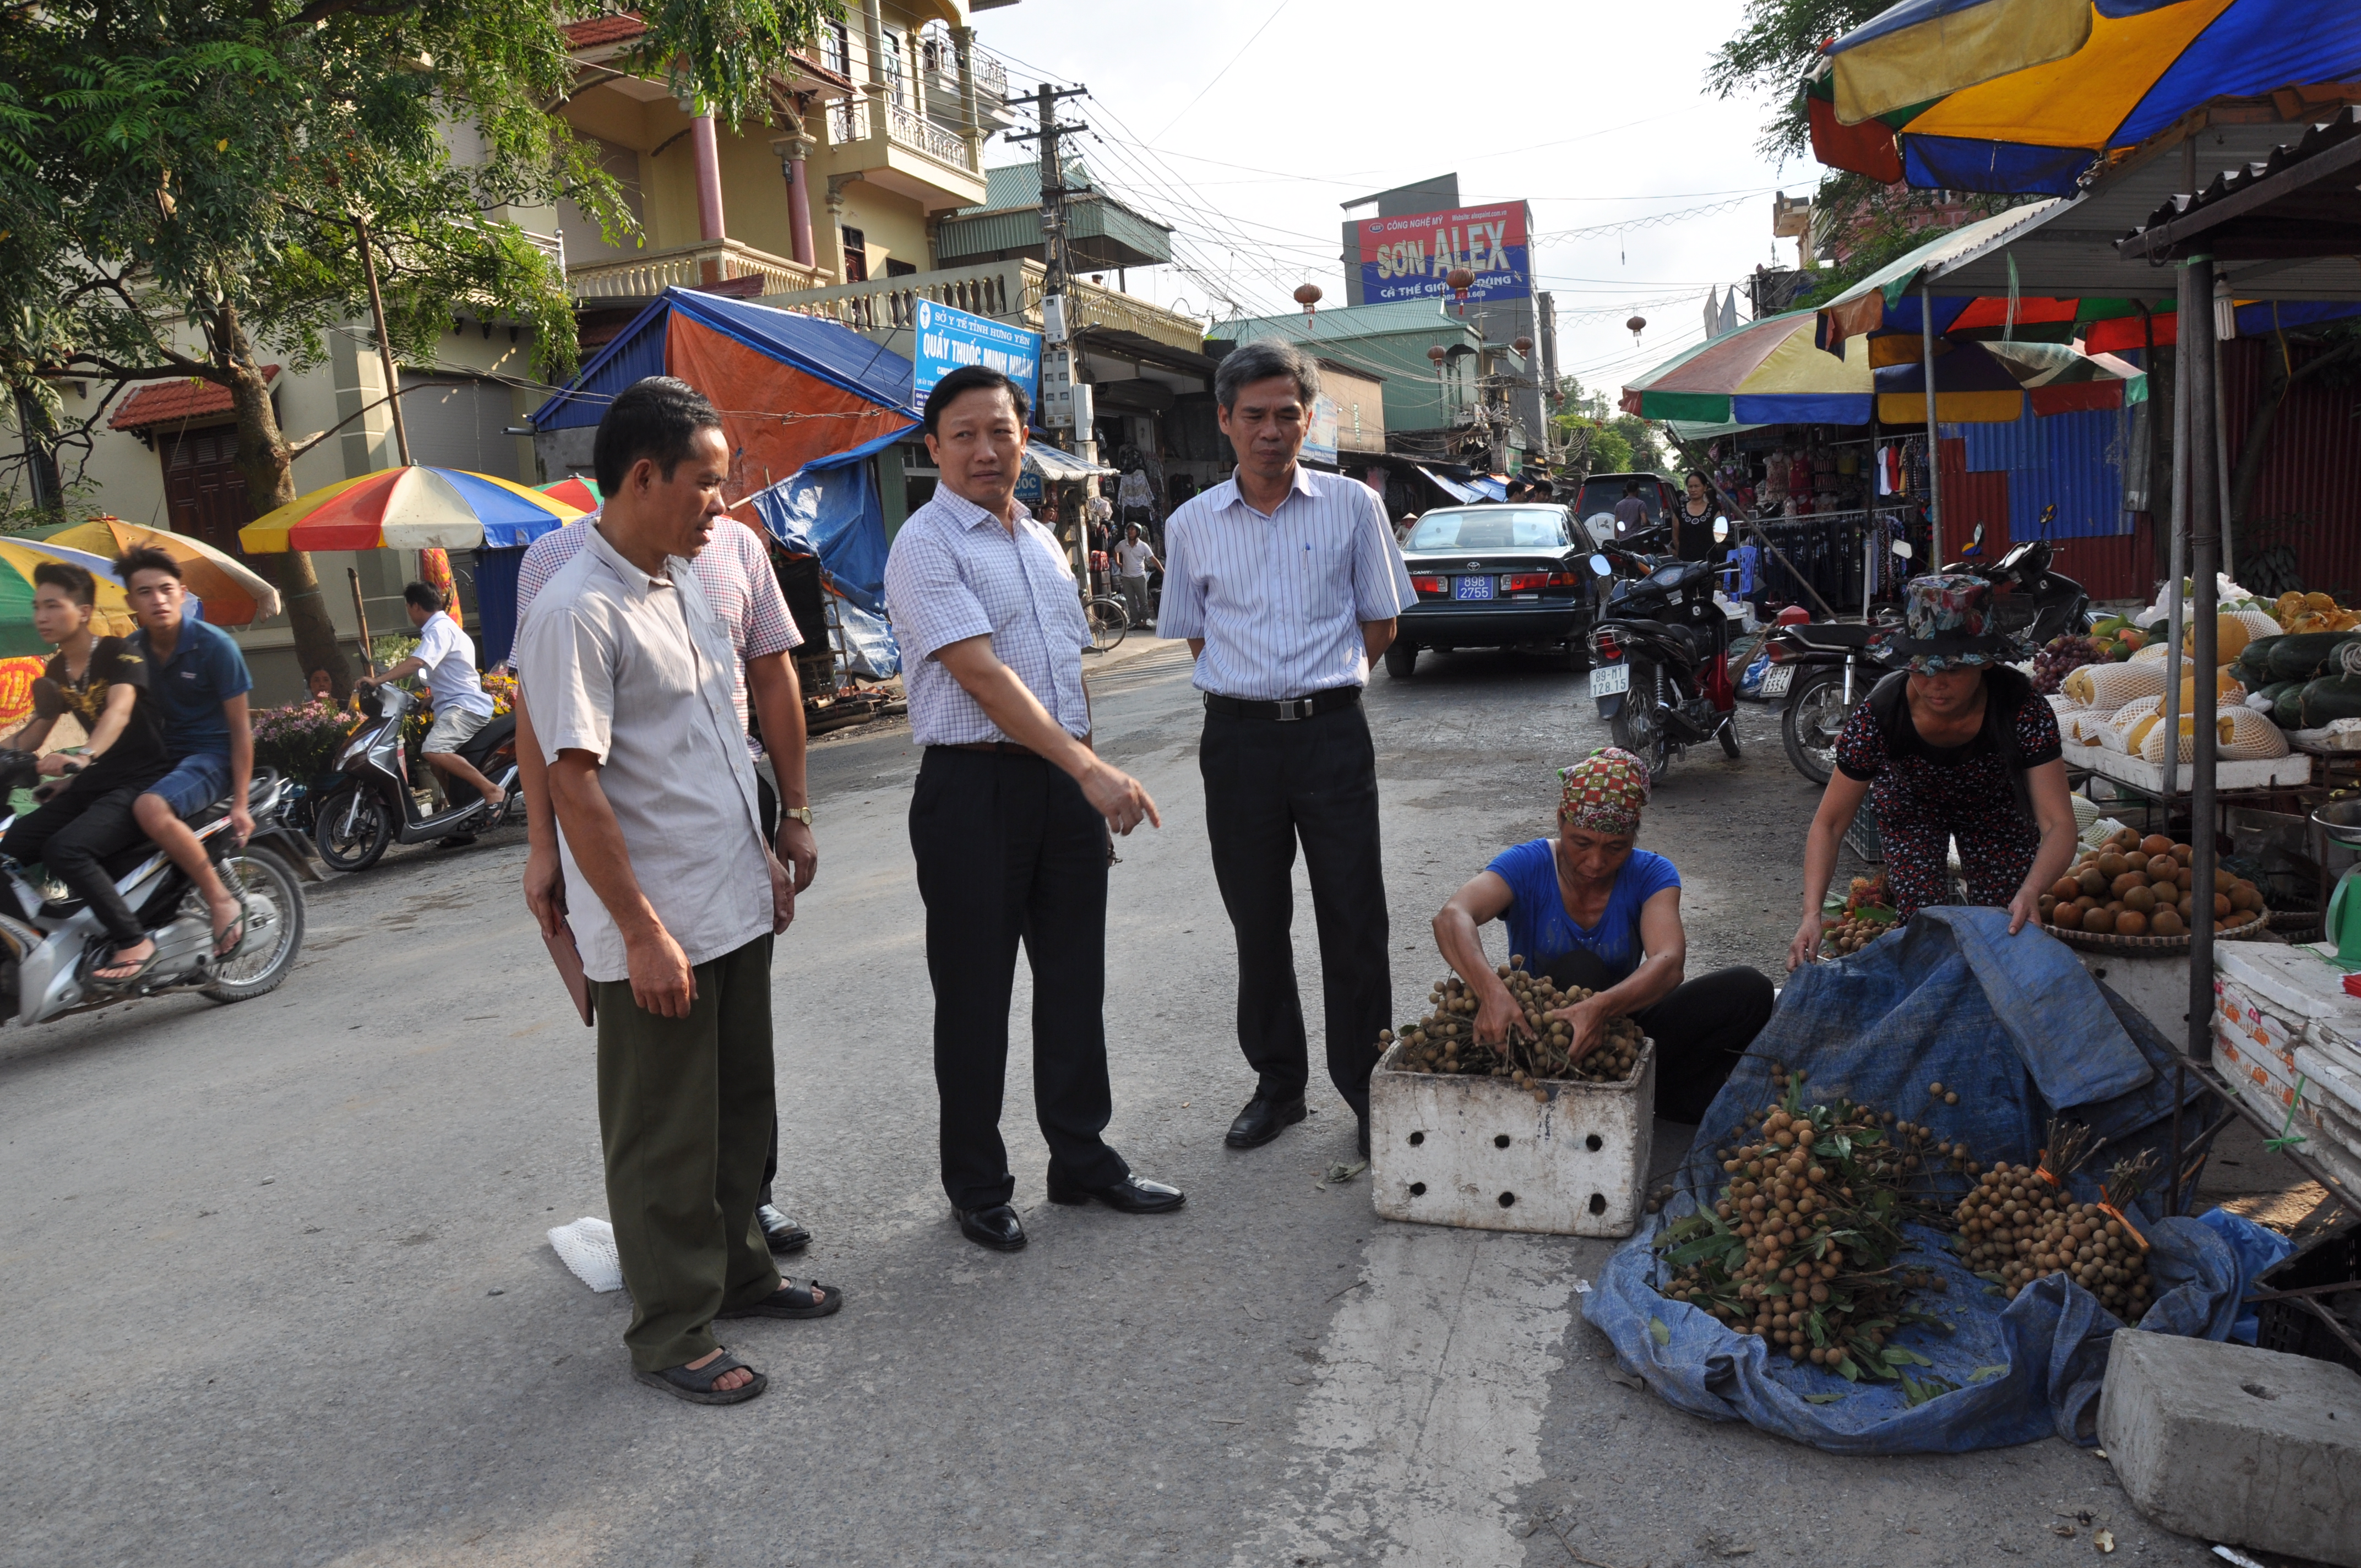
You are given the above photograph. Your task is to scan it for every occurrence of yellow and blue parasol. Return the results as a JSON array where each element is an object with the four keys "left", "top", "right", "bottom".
[{"left": 238, "top": 466, "right": 586, "bottom": 555}]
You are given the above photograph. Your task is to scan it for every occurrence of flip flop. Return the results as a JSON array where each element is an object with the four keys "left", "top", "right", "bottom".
[
  {"left": 716, "top": 1279, "right": 842, "bottom": 1320},
  {"left": 633, "top": 1349, "right": 767, "bottom": 1406},
  {"left": 211, "top": 906, "right": 247, "bottom": 960},
  {"left": 89, "top": 944, "right": 164, "bottom": 989}
]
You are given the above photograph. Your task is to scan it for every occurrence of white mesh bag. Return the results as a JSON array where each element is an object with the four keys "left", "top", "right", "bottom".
[
  {"left": 548, "top": 1217, "right": 625, "bottom": 1293},
  {"left": 2063, "top": 660, "right": 2167, "bottom": 710},
  {"left": 2135, "top": 707, "right": 2286, "bottom": 763},
  {"left": 2101, "top": 694, "right": 2164, "bottom": 753}
]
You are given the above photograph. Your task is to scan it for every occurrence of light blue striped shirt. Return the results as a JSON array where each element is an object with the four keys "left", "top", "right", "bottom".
[
  {"left": 883, "top": 486, "right": 1092, "bottom": 747},
  {"left": 1158, "top": 465, "right": 1417, "bottom": 701}
]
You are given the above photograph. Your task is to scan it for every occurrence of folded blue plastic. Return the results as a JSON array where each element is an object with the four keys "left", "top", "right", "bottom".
[{"left": 1583, "top": 907, "right": 2292, "bottom": 1452}]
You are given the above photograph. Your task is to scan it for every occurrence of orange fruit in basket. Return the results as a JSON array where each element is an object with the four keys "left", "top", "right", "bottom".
[
  {"left": 2141, "top": 834, "right": 2173, "bottom": 857},
  {"left": 2050, "top": 905, "right": 2083, "bottom": 930},
  {"left": 2146, "top": 853, "right": 2179, "bottom": 881},
  {"left": 2116, "top": 910, "right": 2150, "bottom": 937},
  {"left": 2084, "top": 906, "right": 2118, "bottom": 934},
  {"left": 2123, "top": 885, "right": 2157, "bottom": 914},
  {"left": 2050, "top": 876, "right": 2081, "bottom": 901},
  {"left": 2151, "top": 908, "right": 2186, "bottom": 937}
]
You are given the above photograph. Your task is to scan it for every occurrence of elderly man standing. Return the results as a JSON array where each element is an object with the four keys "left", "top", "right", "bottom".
[
  {"left": 883, "top": 364, "right": 1180, "bottom": 1254},
  {"left": 1159, "top": 339, "right": 1417, "bottom": 1158},
  {"left": 515, "top": 377, "right": 839, "bottom": 1407}
]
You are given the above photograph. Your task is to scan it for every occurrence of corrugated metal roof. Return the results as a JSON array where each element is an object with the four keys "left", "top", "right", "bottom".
[{"left": 1957, "top": 406, "right": 2130, "bottom": 541}]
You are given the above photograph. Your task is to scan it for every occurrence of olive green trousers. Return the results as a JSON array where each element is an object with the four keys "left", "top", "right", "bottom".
[{"left": 592, "top": 935, "right": 781, "bottom": 1373}]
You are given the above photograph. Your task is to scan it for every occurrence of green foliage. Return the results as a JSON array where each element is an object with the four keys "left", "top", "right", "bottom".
[{"left": 1705, "top": 0, "right": 1889, "bottom": 161}]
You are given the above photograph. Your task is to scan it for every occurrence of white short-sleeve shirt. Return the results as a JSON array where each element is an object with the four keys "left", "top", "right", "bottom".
[{"left": 414, "top": 612, "right": 495, "bottom": 718}]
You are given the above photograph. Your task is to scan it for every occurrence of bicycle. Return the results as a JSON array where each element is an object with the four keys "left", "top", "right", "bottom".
[{"left": 1085, "top": 594, "right": 1129, "bottom": 653}]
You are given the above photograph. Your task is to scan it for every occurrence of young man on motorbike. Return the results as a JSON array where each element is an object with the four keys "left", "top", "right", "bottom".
[
  {"left": 119, "top": 547, "right": 252, "bottom": 962},
  {"left": 356, "top": 583, "right": 504, "bottom": 824},
  {"left": 0, "top": 562, "right": 173, "bottom": 982}
]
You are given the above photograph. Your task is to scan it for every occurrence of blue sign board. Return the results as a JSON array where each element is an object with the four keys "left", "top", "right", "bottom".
[
  {"left": 912, "top": 298, "right": 1043, "bottom": 409},
  {"left": 1356, "top": 202, "right": 1532, "bottom": 307}
]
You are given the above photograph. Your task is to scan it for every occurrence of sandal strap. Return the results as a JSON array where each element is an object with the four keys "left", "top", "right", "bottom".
[{"left": 658, "top": 1350, "right": 749, "bottom": 1391}]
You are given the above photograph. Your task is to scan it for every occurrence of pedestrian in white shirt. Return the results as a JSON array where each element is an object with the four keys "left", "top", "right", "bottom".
[
  {"left": 1158, "top": 339, "right": 1417, "bottom": 1159},
  {"left": 1112, "top": 522, "right": 1160, "bottom": 630},
  {"left": 356, "top": 584, "right": 503, "bottom": 818}
]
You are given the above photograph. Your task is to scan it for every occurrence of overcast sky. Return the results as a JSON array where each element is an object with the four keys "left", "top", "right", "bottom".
[{"left": 971, "top": 0, "right": 1808, "bottom": 405}]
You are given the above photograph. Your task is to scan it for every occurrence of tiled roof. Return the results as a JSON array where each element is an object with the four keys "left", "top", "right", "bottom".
[{"left": 108, "top": 366, "right": 279, "bottom": 432}]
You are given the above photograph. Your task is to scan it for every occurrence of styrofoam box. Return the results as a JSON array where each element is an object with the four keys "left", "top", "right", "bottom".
[
  {"left": 2063, "top": 738, "right": 2312, "bottom": 791},
  {"left": 1369, "top": 1038, "right": 1655, "bottom": 1238},
  {"left": 2295, "top": 1043, "right": 2361, "bottom": 1128},
  {"left": 2217, "top": 943, "right": 2361, "bottom": 1034}
]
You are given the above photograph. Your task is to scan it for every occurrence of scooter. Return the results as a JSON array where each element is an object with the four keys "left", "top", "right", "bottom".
[
  {"left": 1766, "top": 522, "right": 2090, "bottom": 785},
  {"left": 0, "top": 752, "right": 312, "bottom": 1025},
  {"left": 1586, "top": 517, "right": 1742, "bottom": 781},
  {"left": 310, "top": 683, "right": 521, "bottom": 873}
]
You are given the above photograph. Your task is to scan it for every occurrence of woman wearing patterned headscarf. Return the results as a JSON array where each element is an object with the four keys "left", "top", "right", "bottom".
[{"left": 1433, "top": 747, "right": 1777, "bottom": 1122}]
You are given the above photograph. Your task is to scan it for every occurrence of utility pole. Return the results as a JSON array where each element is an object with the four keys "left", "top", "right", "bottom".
[{"left": 1005, "top": 82, "right": 1096, "bottom": 585}]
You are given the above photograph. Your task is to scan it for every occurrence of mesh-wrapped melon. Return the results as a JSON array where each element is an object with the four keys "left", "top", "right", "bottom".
[{"left": 2063, "top": 660, "right": 2166, "bottom": 710}]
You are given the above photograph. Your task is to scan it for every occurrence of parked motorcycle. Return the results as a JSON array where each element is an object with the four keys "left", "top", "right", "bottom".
[
  {"left": 0, "top": 752, "right": 312, "bottom": 1025},
  {"left": 1767, "top": 524, "right": 2090, "bottom": 784},
  {"left": 1586, "top": 519, "right": 1742, "bottom": 780},
  {"left": 311, "top": 683, "right": 521, "bottom": 873}
]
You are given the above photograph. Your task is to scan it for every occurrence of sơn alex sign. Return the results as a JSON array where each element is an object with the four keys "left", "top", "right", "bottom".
[{"left": 1358, "top": 203, "right": 1531, "bottom": 307}]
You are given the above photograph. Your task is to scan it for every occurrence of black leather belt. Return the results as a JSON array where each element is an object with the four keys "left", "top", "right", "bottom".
[{"left": 1203, "top": 687, "right": 1362, "bottom": 722}]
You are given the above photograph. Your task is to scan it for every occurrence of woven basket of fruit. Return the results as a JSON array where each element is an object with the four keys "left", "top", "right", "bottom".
[{"left": 2036, "top": 824, "right": 2273, "bottom": 951}]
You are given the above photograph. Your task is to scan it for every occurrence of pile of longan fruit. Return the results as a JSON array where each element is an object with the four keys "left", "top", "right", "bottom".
[
  {"left": 1384, "top": 957, "right": 1645, "bottom": 1097},
  {"left": 2038, "top": 825, "right": 2266, "bottom": 938},
  {"left": 1952, "top": 1158, "right": 2153, "bottom": 1320},
  {"left": 1821, "top": 913, "right": 1894, "bottom": 957}
]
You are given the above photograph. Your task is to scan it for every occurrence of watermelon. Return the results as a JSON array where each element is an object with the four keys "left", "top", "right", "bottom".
[
  {"left": 2238, "top": 634, "right": 2280, "bottom": 683},
  {"left": 2261, "top": 680, "right": 2307, "bottom": 727},
  {"left": 2267, "top": 631, "right": 2361, "bottom": 683},
  {"left": 2299, "top": 673, "right": 2361, "bottom": 727}
]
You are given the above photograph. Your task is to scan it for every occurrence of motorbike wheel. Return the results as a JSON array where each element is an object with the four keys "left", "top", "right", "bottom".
[
  {"left": 1781, "top": 668, "right": 1853, "bottom": 786},
  {"left": 203, "top": 846, "right": 306, "bottom": 1003},
  {"left": 313, "top": 787, "right": 393, "bottom": 872},
  {"left": 1718, "top": 715, "right": 1742, "bottom": 759},
  {"left": 1384, "top": 640, "right": 1417, "bottom": 678},
  {"left": 1609, "top": 660, "right": 1671, "bottom": 782}
]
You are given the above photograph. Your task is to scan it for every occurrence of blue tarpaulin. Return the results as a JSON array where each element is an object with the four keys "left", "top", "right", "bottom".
[
  {"left": 746, "top": 423, "right": 913, "bottom": 676},
  {"left": 1585, "top": 907, "right": 2291, "bottom": 1452}
]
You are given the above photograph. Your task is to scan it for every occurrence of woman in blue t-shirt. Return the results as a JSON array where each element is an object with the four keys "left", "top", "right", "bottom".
[{"left": 1432, "top": 748, "right": 1776, "bottom": 1122}]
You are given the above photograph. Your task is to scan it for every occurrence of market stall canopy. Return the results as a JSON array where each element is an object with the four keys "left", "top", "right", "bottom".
[
  {"left": 2119, "top": 104, "right": 2361, "bottom": 263},
  {"left": 1814, "top": 203, "right": 2064, "bottom": 353},
  {"left": 1622, "top": 312, "right": 1877, "bottom": 426},
  {"left": 1416, "top": 467, "right": 1484, "bottom": 504},
  {"left": 528, "top": 287, "right": 920, "bottom": 504},
  {"left": 1022, "top": 442, "right": 1117, "bottom": 481},
  {"left": 238, "top": 466, "right": 585, "bottom": 554},
  {"left": 0, "top": 540, "right": 137, "bottom": 655},
  {"left": 46, "top": 518, "right": 281, "bottom": 624},
  {"left": 1811, "top": 0, "right": 2361, "bottom": 195},
  {"left": 1873, "top": 337, "right": 2144, "bottom": 424}
]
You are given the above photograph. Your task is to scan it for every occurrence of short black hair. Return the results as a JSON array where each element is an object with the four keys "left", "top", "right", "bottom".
[
  {"left": 1529, "top": 477, "right": 1554, "bottom": 496},
  {"left": 592, "top": 376, "right": 725, "bottom": 496},
  {"left": 403, "top": 582, "right": 445, "bottom": 614},
  {"left": 32, "top": 561, "right": 95, "bottom": 606},
  {"left": 923, "top": 365, "right": 1031, "bottom": 437},
  {"left": 1623, "top": 480, "right": 1640, "bottom": 496},
  {"left": 116, "top": 546, "right": 183, "bottom": 585}
]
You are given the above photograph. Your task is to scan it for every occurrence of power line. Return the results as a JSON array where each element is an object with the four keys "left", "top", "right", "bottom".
[{"left": 1148, "top": 0, "right": 1294, "bottom": 143}]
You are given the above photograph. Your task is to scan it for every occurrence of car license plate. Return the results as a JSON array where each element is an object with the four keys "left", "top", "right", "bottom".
[
  {"left": 1454, "top": 574, "right": 1495, "bottom": 601},
  {"left": 1590, "top": 662, "right": 1629, "bottom": 697},
  {"left": 1761, "top": 664, "right": 1796, "bottom": 698}
]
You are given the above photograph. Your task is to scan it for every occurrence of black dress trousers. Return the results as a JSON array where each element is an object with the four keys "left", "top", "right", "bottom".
[
  {"left": 1199, "top": 701, "right": 1392, "bottom": 1117},
  {"left": 909, "top": 747, "right": 1130, "bottom": 1211}
]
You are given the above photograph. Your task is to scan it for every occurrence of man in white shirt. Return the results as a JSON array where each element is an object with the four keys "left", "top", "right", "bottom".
[
  {"left": 357, "top": 583, "right": 503, "bottom": 816},
  {"left": 1112, "top": 522, "right": 1160, "bottom": 630}
]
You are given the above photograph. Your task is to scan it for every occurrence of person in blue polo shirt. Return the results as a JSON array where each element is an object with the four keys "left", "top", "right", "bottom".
[{"left": 119, "top": 546, "right": 253, "bottom": 963}]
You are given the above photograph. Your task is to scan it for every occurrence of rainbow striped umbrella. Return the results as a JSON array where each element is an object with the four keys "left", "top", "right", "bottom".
[
  {"left": 0, "top": 539, "right": 140, "bottom": 656},
  {"left": 537, "top": 476, "right": 601, "bottom": 514},
  {"left": 238, "top": 467, "right": 586, "bottom": 554},
  {"left": 1813, "top": 0, "right": 2361, "bottom": 195},
  {"left": 45, "top": 517, "right": 282, "bottom": 626}
]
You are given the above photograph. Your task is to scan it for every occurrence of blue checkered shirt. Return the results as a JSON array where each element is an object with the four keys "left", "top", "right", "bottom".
[
  {"left": 883, "top": 486, "right": 1092, "bottom": 747},
  {"left": 1158, "top": 465, "right": 1416, "bottom": 701}
]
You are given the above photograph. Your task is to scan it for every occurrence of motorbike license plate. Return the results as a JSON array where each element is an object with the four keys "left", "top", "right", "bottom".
[
  {"left": 1590, "top": 662, "right": 1630, "bottom": 697},
  {"left": 1760, "top": 663, "right": 1797, "bottom": 698},
  {"left": 1454, "top": 574, "right": 1496, "bottom": 601}
]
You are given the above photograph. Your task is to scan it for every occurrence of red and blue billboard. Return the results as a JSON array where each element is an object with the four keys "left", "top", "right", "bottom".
[{"left": 1357, "top": 202, "right": 1532, "bottom": 306}]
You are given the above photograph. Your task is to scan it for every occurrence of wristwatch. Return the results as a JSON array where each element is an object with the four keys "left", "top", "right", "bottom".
[{"left": 779, "top": 807, "right": 814, "bottom": 826}]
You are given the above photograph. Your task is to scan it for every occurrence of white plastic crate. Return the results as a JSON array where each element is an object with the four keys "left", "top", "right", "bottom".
[{"left": 1368, "top": 1037, "right": 1656, "bottom": 1238}]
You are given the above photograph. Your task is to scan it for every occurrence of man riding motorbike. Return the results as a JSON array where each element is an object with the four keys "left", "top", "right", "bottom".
[
  {"left": 356, "top": 582, "right": 504, "bottom": 838},
  {"left": 120, "top": 546, "right": 254, "bottom": 971},
  {"left": 0, "top": 562, "right": 174, "bottom": 983}
]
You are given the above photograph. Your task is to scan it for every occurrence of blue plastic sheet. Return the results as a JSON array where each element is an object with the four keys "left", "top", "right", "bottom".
[{"left": 1584, "top": 907, "right": 2290, "bottom": 1452}]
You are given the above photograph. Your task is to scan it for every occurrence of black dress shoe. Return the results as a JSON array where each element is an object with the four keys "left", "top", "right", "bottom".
[
  {"left": 1225, "top": 1093, "right": 1308, "bottom": 1149},
  {"left": 1046, "top": 1169, "right": 1186, "bottom": 1212},
  {"left": 951, "top": 1203, "right": 1026, "bottom": 1251},
  {"left": 757, "top": 1203, "right": 812, "bottom": 1255}
]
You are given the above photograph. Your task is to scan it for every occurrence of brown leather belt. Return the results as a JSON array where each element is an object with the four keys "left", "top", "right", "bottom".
[{"left": 942, "top": 741, "right": 1039, "bottom": 758}]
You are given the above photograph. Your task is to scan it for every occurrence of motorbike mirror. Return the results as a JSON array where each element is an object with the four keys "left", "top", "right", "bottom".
[
  {"left": 1712, "top": 515, "right": 1729, "bottom": 544},
  {"left": 1588, "top": 553, "right": 1613, "bottom": 578},
  {"left": 1891, "top": 539, "right": 1913, "bottom": 560},
  {"left": 1971, "top": 522, "right": 1985, "bottom": 548}
]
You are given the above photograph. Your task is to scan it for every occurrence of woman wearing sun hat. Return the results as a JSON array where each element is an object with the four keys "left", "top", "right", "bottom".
[
  {"left": 1788, "top": 573, "right": 2080, "bottom": 970},
  {"left": 1433, "top": 747, "right": 1777, "bottom": 1123}
]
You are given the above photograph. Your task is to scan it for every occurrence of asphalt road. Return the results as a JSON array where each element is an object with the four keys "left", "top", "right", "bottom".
[{"left": 2, "top": 637, "right": 2236, "bottom": 1567}]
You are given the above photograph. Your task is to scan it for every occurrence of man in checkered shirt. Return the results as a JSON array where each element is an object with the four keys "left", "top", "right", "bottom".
[{"left": 512, "top": 453, "right": 821, "bottom": 1259}]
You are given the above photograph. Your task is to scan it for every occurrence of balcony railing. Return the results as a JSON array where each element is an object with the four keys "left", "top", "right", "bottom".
[
  {"left": 568, "top": 238, "right": 823, "bottom": 302},
  {"left": 886, "top": 104, "right": 972, "bottom": 169},
  {"left": 763, "top": 258, "right": 1205, "bottom": 356},
  {"left": 829, "top": 97, "right": 869, "bottom": 146}
]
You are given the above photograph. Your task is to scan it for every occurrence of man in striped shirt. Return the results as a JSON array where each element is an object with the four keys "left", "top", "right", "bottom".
[{"left": 1158, "top": 339, "right": 1416, "bottom": 1159}]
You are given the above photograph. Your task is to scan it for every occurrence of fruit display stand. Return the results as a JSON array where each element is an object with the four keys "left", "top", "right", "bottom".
[
  {"left": 1368, "top": 1037, "right": 1656, "bottom": 1238},
  {"left": 2063, "top": 735, "right": 2313, "bottom": 794}
]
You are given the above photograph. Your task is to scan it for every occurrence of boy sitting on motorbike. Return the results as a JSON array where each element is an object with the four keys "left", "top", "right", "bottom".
[
  {"left": 0, "top": 562, "right": 174, "bottom": 983},
  {"left": 355, "top": 583, "right": 504, "bottom": 823},
  {"left": 120, "top": 547, "right": 253, "bottom": 966}
]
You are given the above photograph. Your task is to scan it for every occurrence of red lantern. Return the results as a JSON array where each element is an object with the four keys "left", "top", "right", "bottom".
[
  {"left": 1513, "top": 335, "right": 1532, "bottom": 357},
  {"left": 1626, "top": 315, "right": 1647, "bottom": 344},
  {"left": 1293, "top": 282, "right": 1324, "bottom": 320},
  {"left": 1426, "top": 344, "right": 1447, "bottom": 366},
  {"left": 1446, "top": 266, "right": 1476, "bottom": 315}
]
